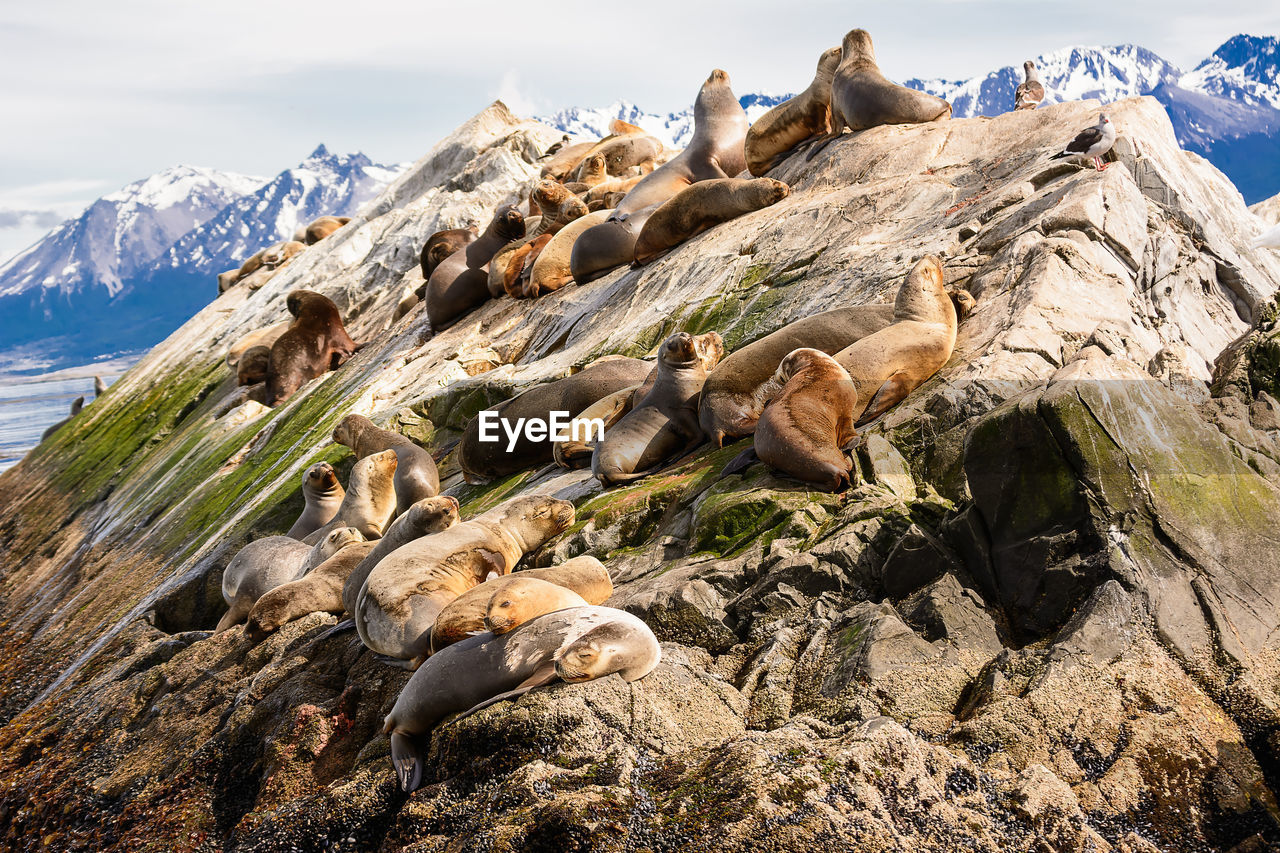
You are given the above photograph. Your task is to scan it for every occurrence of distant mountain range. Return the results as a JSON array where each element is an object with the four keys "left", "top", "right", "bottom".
[
  {"left": 0, "top": 147, "right": 405, "bottom": 373},
  {"left": 1, "top": 34, "right": 1275, "bottom": 373}
]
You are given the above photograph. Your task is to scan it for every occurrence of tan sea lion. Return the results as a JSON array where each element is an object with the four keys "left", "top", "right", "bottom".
[
  {"left": 383, "top": 605, "right": 660, "bottom": 791},
  {"left": 302, "top": 449, "right": 399, "bottom": 544},
  {"left": 508, "top": 234, "right": 554, "bottom": 298},
  {"left": 824, "top": 29, "right": 952, "bottom": 140},
  {"left": 286, "top": 461, "right": 346, "bottom": 540},
  {"left": 227, "top": 319, "right": 291, "bottom": 368},
  {"left": 355, "top": 495, "right": 576, "bottom": 663},
  {"left": 236, "top": 345, "right": 271, "bottom": 386},
  {"left": 429, "top": 555, "right": 613, "bottom": 652},
  {"left": 583, "top": 175, "right": 646, "bottom": 210},
  {"left": 341, "top": 495, "right": 461, "bottom": 618},
  {"left": 833, "top": 254, "right": 957, "bottom": 426},
  {"left": 425, "top": 205, "right": 525, "bottom": 329},
  {"left": 216, "top": 527, "right": 360, "bottom": 632},
  {"left": 571, "top": 70, "right": 750, "bottom": 284},
  {"left": 540, "top": 141, "right": 596, "bottom": 182},
  {"left": 632, "top": 178, "right": 790, "bottom": 265},
  {"left": 590, "top": 135, "right": 663, "bottom": 178},
  {"left": 303, "top": 215, "right": 352, "bottom": 244},
  {"left": 264, "top": 290, "right": 362, "bottom": 406},
  {"left": 217, "top": 269, "right": 241, "bottom": 293},
  {"left": 456, "top": 357, "right": 651, "bottom": 483},
  {"left": 753, "top": 348, "right": 857, "bottom": 490},
  {"left": 244, "top": 538, "right": 374, "bottom": 642},
  {"left": 526, "top": 209, "right": 612, "bottom": 296},
  {"left": 745, "top": 46, "right": 842, "bottom": 175},
  {"left": 592, "top": 331, "right": 720, "bottom": 485},
  {"left": 332, "top": 414, "right": 440, "bottom": 515},
  {"left": 572, "top": 153, "right": 609, "bottom": 187},
  {"left": 418, "top": 227, "right": 479, "bottom": 287}
]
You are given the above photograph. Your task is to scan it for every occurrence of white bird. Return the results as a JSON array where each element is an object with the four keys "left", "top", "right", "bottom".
[
  {"left": 1253, "top": 222, "right": 1280, "bottom": 250},
  {"left": 1051, "top": 113, "right": 1116, "bottom": 171},
  {"left": 1014, "top": 60, "right": 1044, "bottom": 111}
]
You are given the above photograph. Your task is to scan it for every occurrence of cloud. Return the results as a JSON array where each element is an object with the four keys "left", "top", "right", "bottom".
[
  {"left": 494, "top": 70, "right": 541, "bottom": 118},
  {"left": 0, "top": 209, "right": 66, "bottom": 230}
]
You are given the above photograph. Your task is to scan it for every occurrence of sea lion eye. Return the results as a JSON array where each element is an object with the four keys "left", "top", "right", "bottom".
[{"left": 499, "top": 600, "right": 512, "bottom": 609}]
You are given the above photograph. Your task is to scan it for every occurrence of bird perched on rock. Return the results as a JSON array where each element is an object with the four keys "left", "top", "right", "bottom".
[
  {"left": 1014, "top": 60, "right": 1044, "bottom": 110},
  {"left": 1253, "top": 222, "right": 1280, "bottom": 250},
  {"left": 1051, "top": 114, "right": 1115, "bottom": 171}
]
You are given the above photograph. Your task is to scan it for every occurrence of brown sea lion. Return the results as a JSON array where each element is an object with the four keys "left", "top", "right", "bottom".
[
  {"left": 40, "top": 396, "right": 85, "bottom": 441},
  {"left": 341, "top": 495, "right": 461, "bottom": 618},
  {"left": 540, "top": 141, "right": 596, "bottom": 182},
  {"left": 833, "top": 254, "right": 957, "bottom": 426},
  {"left": 591, "top": 134, "right": 663, "bottom": 178},
  {"left": 754, "top": 348, "right": 858, "bottom": 490},
  {"left": 632, "top": 178, "right": 790, "bottom": 265},
  {"left": 244, "top": 539, "right": 374, "bottom": 642},
  {"left": 824, "top": 29, "right": 951, "bottom": 141},
  {"left": 302, "top": 449, "right": 399, "bottom": 544},
  {"left": 236, "top": 345, "right": 271, "bottom": 386},
  {"left": 355, "top": 495, "right": 576, "bottom": 663},
  {"left": 417, "top": 227, "right": 478, "bottom": 292},
  {"left": 227, "top": 319, "right": 291, "bottom": 367},
  {"left": 332, "top": 414, "right": 440, "bottom": 515},
  {"left": 508, "top": 234, "right": 554, "bottom": 298},
  {"left": 217, "top": 269, "right": 241, "bottom": 293},
  {"left": 216, "top": 527, "right": 360, "bottom": 632},
  {"left": 264, "top": 290, "right": 361, "bottom": 406},
  {"left": 745, "top": 46, "right": 842, "bottom": 175},
  {"left": 571, "top": 70, "right": 750, "bottom": 284},
  {"left": 303, "top": 215, "right": 352, "bottom": 244},
  {"left": 286, "top": 461, "right": 346, "bottom": 540},
  {"left": 592, "top": 331, "right": 720, "bottom": 485},
  {"left": 526, "top": 209, "right": 612, "bottom": 296},
  {"left": 456, "top": 356, "right": 652, "bottom": 483},
  {"left": 429, "top": 555, "right": 613, "bottom": 652},
  {"left": 583, "top": 175, "right": 646, "bottom": 210},
  {"left": 573, "top": 153, "right": 609, "bottom": 187},
  {"left": 425, "top": 205, "right": 525, "bottom": 329},
  {"left": 384, "top": 606, "right": 660, "bottom": 791}
]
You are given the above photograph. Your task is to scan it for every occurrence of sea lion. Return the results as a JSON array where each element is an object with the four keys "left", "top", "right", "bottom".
[
  {"left": 573, "top": 153, "right": 609, "bottom": 187},
  {"left": 286, "top": 461, "right": 346, "bottom": 540},
  {"left": 302, "top": 449, "right": 399, "bottom": 544},
  {"left": 590, "top": 135, "right": 663, "bottom": 178},
  {"left": 745, "top": 46, "right": 842, "bottom": 176},
  {"left": 216, "top": 527, "right": 360, "bottom": 632},
  {"left": 526, "top": 209, "right": 612, "bottom": 297},
  {"left": 264, "top": 290, "right": 361, "bottom": 406},
  {"left": 425, "top": 205, "right": 525, "bottom": 329},
  {"left": 261, "top": 240, "right": 305, "bottom": 269},
  {"left": 332, "top": 414, "right": 440, "bottom": 515},
  {"left": 217, "top": 269, "right": 241, "bottom": 293},
  {"left": 227, "top": 319, "right": 291, "bottom": 368},
  {"left": 303, "top": 215, "right": 352, "bottom": 244},
  {"left": 355, "top": 495, "right": 576, "bottom": 663},
  {"left": 383, "top": 605, "right": 660, "bottom": 791},
  {"left": 592, "top": 331, "right": 720, "bottom": 485},
  {"left": 632, "top": 178, "right": 790, "bottom": 265},
  {"left": 40, "top": 396, "right": 85, "bottom": 441},
  {"left": 833, "top": 255, "right": 957, "bottom": 426},
  {"left": 244, "top": 539, "right": 374, "bottom": 642},
  {"left": 507, "top": 234, "right": 554, "bottom": 298},
  {"left": 341, "top": 495, "right": 461, "bottom": 618},
  {"left": 583, "top": 175, "right": 646, "bottom": 210},
  {"left": 418, "top": 227, "right": 479, "bottom": 286},
  {"left": 753, "top": 348, "right": 857, "bottom": 490},
  {"left": 236, "top": 345, "right": 271, "bottom": 386},
  {"left": 93, "top": 376, "right": 107, "bottom": 397},
  {"left": 430, "top": 555, "right": 613, "bottom": 652},
  {"left": 540, "top": 141, "right": 596, "bottom": 182},
  {"left": 456, "top": 356, "right": 652, "bottom": 483},
  {"left": 825, "top": 29, "right": 951, "bottom": 138},
  {"left": 571, "top": 70, "right": 750, "bottom": 284}
]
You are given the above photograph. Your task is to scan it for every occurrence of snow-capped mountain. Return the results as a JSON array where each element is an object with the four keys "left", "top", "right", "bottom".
[
  {"left": 542, "top": 35, "right": 1280, "bottom": 203},
  {"left": 148, "top": 145, "right": 406, "bottom": 279},
  {"left": 0, "top": 166, "right": 264, "bottom": 300}
]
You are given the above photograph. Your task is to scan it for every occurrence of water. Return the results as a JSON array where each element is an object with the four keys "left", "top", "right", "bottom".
[{"left": 0, "top": 361, "right": 134, "bottom": 472}]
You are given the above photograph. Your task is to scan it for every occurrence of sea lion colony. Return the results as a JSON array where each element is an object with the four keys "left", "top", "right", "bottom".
[{"left": 207, "top": 28, "right": 1125, "bottom": 792}]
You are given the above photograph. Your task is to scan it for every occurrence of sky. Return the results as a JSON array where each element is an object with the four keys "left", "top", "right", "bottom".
[{"left": 2, "top": 0, "right": 1278, "bottom": 265}]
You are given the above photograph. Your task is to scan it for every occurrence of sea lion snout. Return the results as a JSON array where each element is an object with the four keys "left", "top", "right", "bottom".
[
  {"left": 663, "top": 332, "right": 698, "bottom": 363},
  {"left": 707, "top": 69, "right": 729, "bottom": 84}
]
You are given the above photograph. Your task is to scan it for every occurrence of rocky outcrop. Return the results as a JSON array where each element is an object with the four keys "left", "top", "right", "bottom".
[{"left": 1, "top": 95, "right": 1279, "bottom": 851}]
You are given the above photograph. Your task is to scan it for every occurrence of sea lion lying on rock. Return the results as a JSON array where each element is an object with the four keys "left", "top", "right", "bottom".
[
  {"left": 40, "top": 396, "right": 84, "bottom": 441},
  {"left": 824, "top": 29, "right": 951, "bottom": 140},
  {"left": 429, "top": 555, "right": 613, "bottom": 653},
  {"left": 383, "top": 605, "right": 660, "bottom": 791},
  {"left": 745, "top": 46, "right": 842, "bottom": 175},
  {"left": 426, "top": 205, "right": 525, "bottom": 329},
  {"left": 264, "top": 290, "right": 362, "bottom": 406},
  {"left": 236, "top": 346, "right": 271, "bottom": 386},
  {"left": 419, "top": 227, "right": 479, "bottom": 286},
  {"left": 286, "top": 461, "right": 345, "bottom": 540},
  {"left": 526, "top": 209, "right": 612, "bottom": 297},
  {"left": 356, "top": 495, "right": 575, "bottom": 665},
  {"left": 632, "top": 178, "right": 790, "bottom": 265},
  {"left": 753, "top": 348, "right": 858, "bottom": 490},
  {"left": 300, "top": 215, "right": 351, "bottom": 244},
  {"left": 332, "top": 414, "right": 440, "bottom": 515},
  {"left": 226, "top": 320, "right": 291, "bottom": 368},
  {"left": 341, "top": 495, "right": 462, "bottom": 618}
]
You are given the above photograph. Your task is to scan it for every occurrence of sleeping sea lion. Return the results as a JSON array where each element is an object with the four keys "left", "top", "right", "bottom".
[
  {"left": 425, "top": 205, "right": 525, "bottom": 329},
  {"left": 632, "top": 178, "right": 789, "bottom": 265}
]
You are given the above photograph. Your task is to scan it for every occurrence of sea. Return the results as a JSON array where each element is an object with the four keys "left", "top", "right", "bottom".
[{"left": 0, "top": 356, "right": 139, "bottom": 473}]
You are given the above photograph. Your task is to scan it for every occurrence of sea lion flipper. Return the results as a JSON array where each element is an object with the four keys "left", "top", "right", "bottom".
[
  {"left": 721, "top": 447, "right": 759, "bottom": 478},
  {"left": 316, "top": 618, "right": 357, "bottom": 641},
  {"left": 374, "top": 653, "right": 419, "bottom": 671},
  {"left": 856, "top": 371, "right": 913, "bottom": 427},
  {"left": 390, "top": 732, "right": 424, "bottom": 793}
]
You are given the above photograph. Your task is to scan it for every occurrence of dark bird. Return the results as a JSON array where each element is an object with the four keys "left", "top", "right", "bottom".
[{"left": 1050, "top": 113, "right": 1116, "bottom": 171}]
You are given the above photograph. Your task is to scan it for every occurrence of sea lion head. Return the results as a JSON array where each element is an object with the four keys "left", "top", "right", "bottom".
[
  {"left": 304, "top": 461, "right": 339, "bottom": 493},
  {"left": 694, "top": 69, "right": 740, "bottom": 124},
  {"left": 403, "top": 495, "right": 459, "bottom": 536},
  {"left": 750, "top": 178, "right": 791, "bottom": 207},
  {"left": 554, "top": 620, "right": 660, "bottom": 683},
  {"left": 949, "top": 288, "right": 976, "bottom": 321},
  {"left": 660, "top": 332, "right": 701, "bottom": 367},
  {"left": 492, "top": 495, "right": 575, "bottom": 549},
  {"left": 482, "top": 577, "right": 580, "bottom": 634},
  {"left": 816, "top": 46, "right": 843, "bottom": 79},
  {"left": 285, "top": 289, "right": 338, "bottom": 323},
  {"left": 691, "top": 331, "right": 726, "bottom": 371},
  {"left": 706, "top": 68, "right": 730, "bottom": 87},
  {"left": 577, "top": 154, "right": 607, "bottom": 183},
  {"left": 332, "top": 413, "right": 370, "bottom": 449},
  {"left": 314, "top": 525, "right": 364, "bottom": 564},
  {"left": 841, "top": 29, "right": 876, "bottom": 66},
  {"left": 489, "top": 204, "right": 526, "bottom": 242},
  {"left": 532, "top": 179, "right": 569, "bottom": 210},
  {"left": 776, "top": 347, "right": 831, "bottom": 383},
  {"left": 896, "top": 255, "right": 947, "bottom": 316}
]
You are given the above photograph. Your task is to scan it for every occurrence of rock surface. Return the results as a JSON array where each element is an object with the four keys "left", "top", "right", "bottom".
[{"left": 1, "top": 96, "right": 1279, "bottom": 851}]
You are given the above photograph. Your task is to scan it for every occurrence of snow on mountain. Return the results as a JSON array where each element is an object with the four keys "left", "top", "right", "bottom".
[
  {"left": 0, "top": 166, "right": 263, "bottom": 299},
  {"left": 539, "top": 95, "right": 786, "bottom": 150},
  {"left": 1181, "top": 35, "right": 1280, "bottom": 110},
  {"left": 149, "top": 145, "right": 407, "bottom": 278}
]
